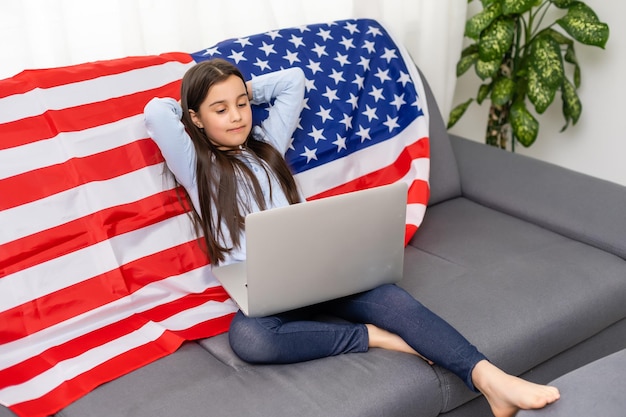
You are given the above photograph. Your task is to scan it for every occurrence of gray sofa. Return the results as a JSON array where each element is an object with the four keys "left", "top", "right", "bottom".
[{"left": 3, "top": 62, "right": 625, "bottom": 417}]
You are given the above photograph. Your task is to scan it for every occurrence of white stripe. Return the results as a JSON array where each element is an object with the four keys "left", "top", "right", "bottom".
[
  {"left": 0, "top": 212, "right": 197, "bottom": 312},
  {"left": 0, "top": 115, "right": 148, "bottom": 180},
  {"left": 294, "top": 117, "right": 429, "bottom": 198},
  {"left": 0, "top": 60, "right": 193, "bottom": 124},
  {"left": 0, "top": 163, "right": 175, "bottom": 245},
  {"left": 406, "top": 203, "right": 427, "bottom": 228},
  {"left": 0, "top": 266, "right": 236, "bottom": 370},
  {"left": 0, "top": 321, "right": 167, "bottom": 404},
  {"left": 159, "top": 298, "right": 238, "bottom": 331}
]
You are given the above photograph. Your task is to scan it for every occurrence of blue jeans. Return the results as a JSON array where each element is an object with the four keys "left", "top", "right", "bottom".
[{"left": 228, "top": 284, "right": 487, "bottom": 391}]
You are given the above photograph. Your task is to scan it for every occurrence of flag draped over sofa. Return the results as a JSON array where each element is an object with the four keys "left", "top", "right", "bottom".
[{"left": 0, "top": 19, "right": 429, "bottom": 417}]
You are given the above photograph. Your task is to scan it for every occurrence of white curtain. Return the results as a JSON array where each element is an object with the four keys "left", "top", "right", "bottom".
[{"left": 0, "top": 0, "right": 466, "bottom": 118}]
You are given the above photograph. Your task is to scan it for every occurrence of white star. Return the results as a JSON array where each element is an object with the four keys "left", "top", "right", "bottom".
[
  {"left": 383, "top": 115, "right": 400, "bottom": 132},
  {"left": 259, "top": 41, "right": 277, "bottom": 56},
  {"left": 329, "top": 69, "right": 346, "bottom": 84},
  {"left": 397, "top": 71, "right": 412, "bottom": 87},
  {"left": 369, "top": 86, "right": 385, "bottom": 102},
  {"left": 412, "top": 98, "right": 422, "bottom": 112},
  {"left": 288, "top": 137, "right": 296, "bottom": 151},
  {"left": 322, "top": 86, "right": 339, "bottom": 103},
  {"left": 300, "top": 146, "right": 318, "bottom": 163},
  {"left": 228, "top": 50, "right": 247, "bottom": 64},
  {"left": 266, "top": 30, "right": 282, "bottom": 40},
  {"left": 367, "top": 26, "right": 383, "bottom": 37},
  {"left": 316, "top": 106, "right": 334, "bottom": 123},
  {"left": 374, "top": 68, "right": 391, "bottom": 83},
  {"left": 381, "top": 47, "right": 398, "bottom": 63},
  {"left": 311, "top": 43, "right": 328, "bottom": 58},
  {"left": 333, "top": 133, "right": 347, "bottom": 152},
  {"left": 202, "top": 46, "right": 220, "bottom": 56},
  {"left": 355, "top": 125, "right": 371, "bottom": 142},
  {"left": 317, "top": 28, "right": 333, "bottom": 41},
  {"left": 289, "top": 34, "right": 305, "bottom": 48},
  {"left": 352, "top": 74, "right": 365, "bottom": 90},
  {"left": 308, "top": 126, "right": 326, "bottom": 143},
  {"left": 346, "top": 93, "right": 359, "bottom": 110},
  {"left": 302, "top": 97, "right": 311, "bottom": 110},
  {"left": 362, "top": 40, "right": 376, "bottom": 54},
  {"left": 340, "top": 113, "right": 353, "bottom": 129},
  {"left": 297, "top": 25, "right": 311, "bottom": 33},
  {"left": 235, "top": 37, "right": 252, "bottom": 47},
  {"left": 283, "top": 50, "right": 300, "bottom": 65},
  {"left": 304, "top": 78, "right": 317, "bottom": 92},
  {"left": 334, "top": 52, "right": 350, "bottom": 67},
  {"left": 362, "top": 105, "right": 378, "bottom": 122},
  {"left": 253, "top": 57, "right": 271, "bottom": 71},
  {"left": 390, "top": 93, "right": 406, "bottom": 110},
  {"left": 306, "top": 59, "right": 323, "bottom": 75},
  {"left": 339, "top": 36, "right": 355, "bottom": 50},
  {"left": 357, "top": 56, "right": 370, "bottom": 71},
  {"left": 344, "top": 22, "right": 360, "bottom": 34}
]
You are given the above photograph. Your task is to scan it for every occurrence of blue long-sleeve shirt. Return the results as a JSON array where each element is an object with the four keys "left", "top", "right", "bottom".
[{"left": 144, "top": 67, "right": 305, "bottom": 265}]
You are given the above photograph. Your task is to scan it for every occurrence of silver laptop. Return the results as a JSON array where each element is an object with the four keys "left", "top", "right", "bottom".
[{"left": 212, "top": 182, "right": 408, "bottom": 317}]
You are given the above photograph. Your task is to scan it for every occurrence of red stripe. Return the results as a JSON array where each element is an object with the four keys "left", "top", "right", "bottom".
[
  {"left": 0, "top": 53, "right": 192, "bottom": 98},
  {"left": 0, "top": 189, "right": 191, "bottom": 277},
  {"left": 307, "top": 137, "right": 430, "bottom": 200},
  {"left": 7, "top": 329, "right": 185, "bottom": 417},
  {"left": 0, "top": 138, "right": 163, "bottom": 211},
  {"left": 0, "top": 285, "right": 230, "bottom": 390},
  {"left": 0, "top": 82, "right": 181, "bottom": 150},
  {"left": 0, "top": 239, "right": 210, "bottom": 345}
]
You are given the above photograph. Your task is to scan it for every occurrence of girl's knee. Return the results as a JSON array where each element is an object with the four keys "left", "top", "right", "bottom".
[{"left": 228, "top": 313, "right": 282, "bottom": 363}]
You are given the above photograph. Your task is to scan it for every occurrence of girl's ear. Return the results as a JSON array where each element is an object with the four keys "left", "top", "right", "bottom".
[{"left": 189, "top": 109, "right": 203, "bottom": 129}]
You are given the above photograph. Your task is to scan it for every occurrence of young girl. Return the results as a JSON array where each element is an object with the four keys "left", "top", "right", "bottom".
[{"left": 144, "top": 58, "right": 559, "bottom": 417}]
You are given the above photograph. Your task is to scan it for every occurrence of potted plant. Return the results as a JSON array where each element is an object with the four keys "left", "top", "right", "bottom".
[{"left": 447, "top": 0, "right": 609, "bottom": 151}]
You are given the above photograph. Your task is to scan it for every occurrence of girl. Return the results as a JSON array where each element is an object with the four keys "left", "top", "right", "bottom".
[{"left": 144, "top": 58, "right": 559, "bottom": 417}]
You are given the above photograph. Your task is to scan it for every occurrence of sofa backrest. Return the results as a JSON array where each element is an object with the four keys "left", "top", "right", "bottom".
[{"left": 415, "top": 67, "right": 462, "bottom": 206}]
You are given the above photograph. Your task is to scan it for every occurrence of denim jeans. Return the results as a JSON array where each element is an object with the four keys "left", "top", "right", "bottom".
[{"left": 228, "top": 284, "right": 487, "bottom": 391}]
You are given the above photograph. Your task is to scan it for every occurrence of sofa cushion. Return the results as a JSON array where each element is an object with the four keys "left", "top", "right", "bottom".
[{"left": 402, "top": 197, "right": 626, "bottom": 412}]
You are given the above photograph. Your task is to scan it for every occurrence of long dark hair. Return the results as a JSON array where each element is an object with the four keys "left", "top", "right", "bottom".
[{"left": 179, "top": 59, "right": 301, "bottom": 265}]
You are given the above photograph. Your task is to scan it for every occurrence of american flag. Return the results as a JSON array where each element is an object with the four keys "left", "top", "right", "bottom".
[
  {"left": 0, "top": 18, "right": 429, "bottom": 417},
  {"left": 192, "top": 18, "right": 430, "bottom": 242}
]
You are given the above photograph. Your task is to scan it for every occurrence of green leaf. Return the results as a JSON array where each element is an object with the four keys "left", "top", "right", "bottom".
[
  {"left": 502, "top": 0, "right": 535, "bottom": 15},
  {"left": 564, "top": 44, "right": 581, "bottom": 87},
  {"left": 475, "top": 58, "right": 501, "bottom": 79},
  {"left": 465, "top": 2, "right": 503, "bottom": 39},
  {"left": 477, "top": 83, "right": 492, "bottom": 104},
  {"left": 543, "top": 27, "right": 573, "bottom": 46},
  {"left": 447, "top": 98, "right": 474, "bottom": 128},
  {"left": 478, "top": 17, "right": 516, "bottom": 61},
  {"left": 510, "top": 101, "right": 539, "bottom": 147},
  {"left": 529, "top": 35, "right": 564, "bottom": 88},
  {"left": 556, "top": 3, "right": 609, "bottom": 48},
  {"left": 549, "top": 0, "right": 577, "bottom": 8},
  {"left": 491, "top": 77, "right": 516, "bottom": 106},
  {"left": 561, "top": 78, "right": 582, "bottom": 127},
  {"left": 457, "top": 53, "right": 479, "bottom": 77},
  {"left": 527, "top": 69, "right": 557, "bottom": 113}
]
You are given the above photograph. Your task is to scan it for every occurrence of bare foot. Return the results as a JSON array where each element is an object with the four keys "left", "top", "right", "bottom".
[
  {"left": 471, "top": 360, "right": 560, "bottom": 417},
  {"left": 365, "top": 324, "right": 433, "bottom": 364}
]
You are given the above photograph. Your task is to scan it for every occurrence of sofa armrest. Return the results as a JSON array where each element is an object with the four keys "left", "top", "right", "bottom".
[{"left": 450, "top": 134, "right": 626, "bottom": 260}]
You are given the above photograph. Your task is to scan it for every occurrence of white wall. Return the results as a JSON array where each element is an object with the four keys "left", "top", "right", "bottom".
[{"left": 448, "top": 0, "right": 626, "bottom": 187}]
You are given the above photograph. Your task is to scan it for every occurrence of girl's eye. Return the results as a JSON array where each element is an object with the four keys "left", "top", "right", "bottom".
[
  {"left": 238, "top": 102, "right": 247, "bottom": 108},
  {"left": 216, "top": 108, "right": 226, "bottom": 114}
]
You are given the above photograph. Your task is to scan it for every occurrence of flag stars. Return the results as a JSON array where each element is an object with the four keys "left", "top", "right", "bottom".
[
  {"left": 369, "top": 86, "right": 385, "bottom": 102},
  {"left": 374, "top": 68, "right": 391, "bottom": 83},
  {"left": 381, "top": 47, "right": 398, "bottom": 63},
  {"left": 339, "top": 36, "right": 356, "bottom": 50},
  {"left": 334, "top": 52, "right": 350, "bottom": 67},
  {"left": 235, "top": 37, "right": 252, "bottom": 47},
  {"left": 352, "top": 74, "right": 365, "bottom": 90},
  {"left": 340, "top": 113, "right": 353, "bottom": 130},
  {"left": 228, "top": 50, "right": 247, "bottom": 64},
  {"left": 289, "top": 34, "right": 305, "bottom": 48},
  {"left": 329, "top": 69, "right": 346, "bottom": 84},
  {"left": 316, "top": 106, "right": 334, "bottom": 123},
  {"left": 366, "top": 26, "right": 383, "bottom": 37},
  {"left": 304, "top": 78, "right": 317, "bottom": 92},
  {"left": 355, "top": 125, "right": 371, "bottom": 142},
  {"left": 284, "top": 50, "right": 300, "bottom": 65},
  {"left": 397, "top": 71, "right": 412, "bottom": 87},
  {"left": 306, "top": 59, "right": 323, "bottom": 74},
  {"left": 266, "top": 30, "right": 282, "bottom": 40},
  {"left": 253, "top": 58, "right": 271, "bottom": 71},
  {"left": 322, "top": 86, "right": 339, "bottom": 103},
  {"left": 308, "top": 126, "right": 326, "bottom": 143},
  {"left": 259, "top": 41, "right": 277, "bottom": 56},
  {"left": 333, "top": 133, "right": 348, "bottom": 152},
  {"left": 300, "top": 146, "right": 318, "bottom": 163},
  {"left": 383, "top": 115, "right": 400, "bottom": 132},
  {"left": 317, "top": 28, "right": 333, "bottom": 41},
  {"left": 311, "top": 43, "right": 328, "bottom": 58},
  {"left": 390, "top": 93, "right": 406, "bottom": 110},
  {"left": 202, "top": 46, "right": 220, "bottom": 56},
  {"left": 362, "top": 40, "right": 376, "bottom": 54},
  {"left": 346, "top": 93, "right": 359, "bottom": 110},
  {"left": 357, "top": 56, "right": 370, "bottom": 71},
  {"left": 344, "top": 22, "right": 360, "bottom": 34},
  {"left": 362, "top": 105, "right": 378, "bottom": 122}
]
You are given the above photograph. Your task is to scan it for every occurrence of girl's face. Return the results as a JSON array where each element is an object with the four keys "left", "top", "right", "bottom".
[{"left": 190, "top": 75, "right": 252, "bottom": 150}]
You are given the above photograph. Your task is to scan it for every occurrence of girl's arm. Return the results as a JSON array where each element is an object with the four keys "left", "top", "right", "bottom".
[
  {"left": 143, "top": 97, "right": 200, "bottom": 212},
  {"left": 249, "top": 67, "right": 306, "bottom": 155}
]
